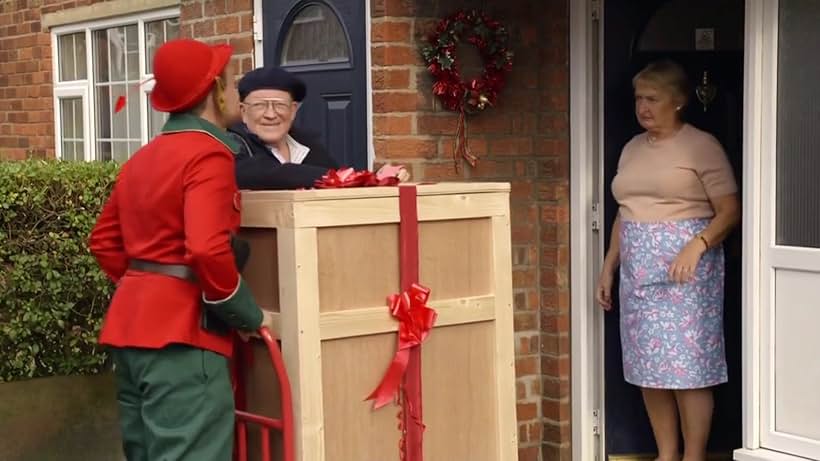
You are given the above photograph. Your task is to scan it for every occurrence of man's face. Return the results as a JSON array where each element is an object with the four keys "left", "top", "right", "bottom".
[{"left": 240, "top": 89, "right": 299, "bottom": 145}]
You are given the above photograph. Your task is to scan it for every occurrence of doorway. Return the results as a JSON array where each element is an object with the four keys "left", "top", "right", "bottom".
[
  {"left": 262, "top": 0, "right": 369, "bottom": 169},
  {"left": 601, "top": 0, "right": 744, "bottom": 458}
]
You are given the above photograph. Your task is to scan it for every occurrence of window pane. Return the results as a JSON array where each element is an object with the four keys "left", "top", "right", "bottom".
[
  {"left": 60, "top": 98, "right": 76, "bottom": 138},
  {"left": 112, "top": 141, "right": 130, "bottom": 163},
  {"left": 127, "top": 84, "right": 140, "bottom": 138},
  {"left": 59, "top": 98, "right": 84, "bottom": 161},
  {"left": 59, "top": 34, "right": 77, "bottom": 81},
  {"left": 108, "top": 27, "right": 126, "bottom": 82},
  {"left": 280, "top": 4, "right": 350, "bottom": 65},
  {"left": 776, "top": 0, "right": 820, "bottom": 248},
  {"left": 76, "top": 33, "right": 87, "bottom": 79},
  {"left": 93, "top": 29, "right": 110, "bottom": 83},
  {"left": 126, "top": 24, "right": 139, "bottom": 80},
  {"left": 96, "top": 86, "right": 111, "bottom": 139},
  {"left": 145, "top": 18, "right": 180, "bottom": 73},
  {"left": 97, "top": 141, "right": 112, "bottom": 162},
  {"left": 148, "top": 92, "right": 168, "bottom": 139},
  {"left": 111, "top": 84, "right": 128, "bottom": 139}
]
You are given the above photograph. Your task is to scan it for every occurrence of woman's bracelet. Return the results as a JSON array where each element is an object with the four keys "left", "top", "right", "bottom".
[{"left": 696, "top": 233, "right": 710, "bottom": 250}]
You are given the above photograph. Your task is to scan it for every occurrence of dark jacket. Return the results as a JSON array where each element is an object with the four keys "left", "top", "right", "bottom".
[{"left": 227, "top": 123, "right": 339, "bottom": 190}]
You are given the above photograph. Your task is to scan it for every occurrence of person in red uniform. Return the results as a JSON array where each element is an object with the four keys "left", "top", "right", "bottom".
[{"left": 88, "top": 38, "right": 263, "bottom": 461}]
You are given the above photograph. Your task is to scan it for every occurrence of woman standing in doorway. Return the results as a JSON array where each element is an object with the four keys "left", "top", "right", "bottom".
[{"left": 596, "top": 60, "right": 741, "bottom": 461}]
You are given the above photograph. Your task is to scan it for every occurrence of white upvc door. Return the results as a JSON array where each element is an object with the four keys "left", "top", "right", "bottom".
[{"left": 754, "top": 0, "right": 820, "bottom": 459}]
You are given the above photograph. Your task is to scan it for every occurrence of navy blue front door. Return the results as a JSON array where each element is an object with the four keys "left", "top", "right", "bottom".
[{"left": 263, "top": 0, "right": 368, "bottom": 169}]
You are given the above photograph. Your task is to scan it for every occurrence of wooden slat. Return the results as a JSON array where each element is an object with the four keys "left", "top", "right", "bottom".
[
  {"left": 318, "top": 295, "right": 497, "bottom": 340},
  {"left": 490, "top": 214, "right": 518, "bottom": 460},
  {"left": 277, "top": 228, "right": 325, "bottom": 461},
  {"left": 291, "top": 193, "right": 510, "bottom": 228},
  {"left": 240, "top": 192, "right": 510, "bottom": 229},
  {"left": 240, "top": 182, "right": 511, "bottom": 203}
]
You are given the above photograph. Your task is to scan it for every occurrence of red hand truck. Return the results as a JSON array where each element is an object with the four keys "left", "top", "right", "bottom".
[{"left": 234, "top": 327, "right": 295, "bottom": 461}]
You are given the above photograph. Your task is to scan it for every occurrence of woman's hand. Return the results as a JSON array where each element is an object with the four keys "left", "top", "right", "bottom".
[
  {"left": 668, "top": 238, "right": 707, "bottom": 283},
  {"left": 595, "top": 265, "right": 616, "bottom": 310}
]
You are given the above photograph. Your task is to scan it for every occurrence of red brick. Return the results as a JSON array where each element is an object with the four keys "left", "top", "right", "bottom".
[
  {"left": 372, "top": 92, "right": 417, "bottom": 112},
  {"left": 192, "top": 19, "right": 215, "bottom": 37},
  {"left": 371, "top": 44, "right": 419, "bottom": 66},
  {"left": 203, "top": 0, "right": 227, "bottom": 16},
  {"left": 542, "top": 443, "right": 572, "bottom": 461},
  {"left": 513, "top": 267, "right": 536, "bottom": 288},
  {"left": 514, "top": 312, "right": 537, "bottom": 332},
  {"left": 371, "top": 20, "right": 412, "bottom": 43},
  {"left": 541, "top": 354, "right": 570, "bottom": 378},
  {"left": 488, "top": 137, "right": 534, "bottom": 156},
  {"left": 470, "top": 158, "right": 516, "bottom": 178},
  {"left": 516, "top": 402, "right": 538, "bottom": 421},
  {"left": 542, "top": 376, "right": 571, "bottom": 400},
  {"left": 371, "top": 0, "right": 416, "bottom": 17},
  {"left": 541, "top": 310, "right": 570, "bottom": 335},
  {"left": 515, "top": 356, "right": 538, "bottom": 377},
  {"left": 419, "top": 161, "right": 464, "bottom": 181},
  {"left": 542, "top": 398, "right": 571, "bottom": 422},
  {"left": 540, "top": 334, "right": 570, "bottom": 356},
  {"left": 438, "top": 137, "right": 488, "bottom": 158},
  {"left": 416, "top": 114, "right": 458, "bottom": 135},
  {"left": 226, "top": 0, "right": 251, "bottom": 13},
  {"left": 180, "top": 2, "right": 203, "bottom": 20},
  {"left": 215, "top": 16, "right": 240, "bottom": 35},
  {"left": 518, "top": 446, "right": 540, "bottom": 461},
  {"left": 372, "top": 115, "right": 412, "bottom": 135},
  {"left": 371, "top": 68, "right": 411, "bottom": 90},
  {"left": 373, "top": 137, "right": 437, "bottom": 159}
]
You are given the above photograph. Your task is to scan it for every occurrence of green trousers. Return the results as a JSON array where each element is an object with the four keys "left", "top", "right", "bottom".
[{"left": 109, "top": 345, "right": 234, "bottom": 461}]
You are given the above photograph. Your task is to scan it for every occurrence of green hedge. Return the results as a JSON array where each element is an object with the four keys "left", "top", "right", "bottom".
[{"left": 0, "top": 159, "right": 119, "bottom": 382}]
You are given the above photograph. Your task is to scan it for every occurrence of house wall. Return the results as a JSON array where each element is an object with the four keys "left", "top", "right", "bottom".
[
  {"left": 370, "top": 1, "right": 571, "bottom": 459},
  {"left": 0, "top": 0, "right": 571, "bottom": 459}
]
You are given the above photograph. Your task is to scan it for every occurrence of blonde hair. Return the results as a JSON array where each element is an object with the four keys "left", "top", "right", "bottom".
[{"left": 632, "top": 59, "right": 690, "bottom": 107}]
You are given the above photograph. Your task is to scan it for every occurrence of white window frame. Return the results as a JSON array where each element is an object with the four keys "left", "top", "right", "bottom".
[{"left": 50, "top": 7, "right": 179, "bottom": 161}]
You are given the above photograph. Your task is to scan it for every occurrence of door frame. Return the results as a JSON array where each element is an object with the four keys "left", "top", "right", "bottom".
[
  {"left": 250, "top": 0, "right": 376, "bottom": 169},
  {"left": 570, "top": 1, "right": 788, "bottom": 460},
  {"left": 569, "top": 0, "right": 606, "bottom": 459}
]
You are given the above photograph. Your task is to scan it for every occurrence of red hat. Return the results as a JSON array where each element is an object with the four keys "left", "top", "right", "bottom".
[{"left": 150, "top": 39, "right": 233, "bottom": 113}]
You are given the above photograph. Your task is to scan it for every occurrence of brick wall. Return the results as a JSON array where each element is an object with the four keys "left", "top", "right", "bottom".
[
  {"left": 0, "top": 0, "right": 103, "bottom": 160},
  {"left": 0, "top": 0, "right": 253, "bottom": 160},
  {"left": 371, "top": 0, "right": 571, "bottom": 460},
  {"left": 178, "top": 0, "right": 255, "bottom": 74}
]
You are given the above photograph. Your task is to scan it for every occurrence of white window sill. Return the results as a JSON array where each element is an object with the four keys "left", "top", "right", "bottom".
[{"left": 734, "top": 448, "right": 815, "bottom": 461}]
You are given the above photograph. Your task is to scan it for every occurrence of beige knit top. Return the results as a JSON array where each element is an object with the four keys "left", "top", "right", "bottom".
[{"left": 611, "top": 123, "right": 737, "bottom": 222}]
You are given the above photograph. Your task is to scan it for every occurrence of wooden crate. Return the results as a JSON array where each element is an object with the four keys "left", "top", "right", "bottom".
[{"left": 237, "top": 182, "right": 517, "bottom": 461}]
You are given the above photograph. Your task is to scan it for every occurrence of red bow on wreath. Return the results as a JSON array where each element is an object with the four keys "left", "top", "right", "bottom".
[{"left": 420, "top": 9, "right": 514, "bottom": 172}]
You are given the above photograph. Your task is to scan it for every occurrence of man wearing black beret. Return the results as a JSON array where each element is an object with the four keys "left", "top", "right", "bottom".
[{"left": 227, "top": 66, "right": 340, "bottom": 190}]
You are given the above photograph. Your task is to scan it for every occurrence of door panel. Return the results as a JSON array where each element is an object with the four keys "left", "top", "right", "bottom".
[
  {"left": 603, "top": 0, "right": 744, "bottom": 457},
  {"left": 759, "top": 1, "right": 820, "bottom": 457},
  {"left": 263, "top": 0, "right": 368, "bottom": 169}
]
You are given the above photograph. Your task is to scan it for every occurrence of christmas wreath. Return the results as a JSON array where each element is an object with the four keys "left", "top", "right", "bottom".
[{"left": 420, "top": 10, "right": 514, "bottom": 170}]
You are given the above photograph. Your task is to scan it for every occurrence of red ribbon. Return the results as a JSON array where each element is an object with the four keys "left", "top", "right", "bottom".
[
  {"left": 366, "top": 283, "right": 437, "bottom": 409},
  {"left": 365, "top": 185, "right": 432, "bottom": 461}
]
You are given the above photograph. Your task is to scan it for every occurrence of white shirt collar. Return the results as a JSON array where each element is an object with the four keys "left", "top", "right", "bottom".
[{"left": 269, "top": 134, "right": 310, "bottom": 164}]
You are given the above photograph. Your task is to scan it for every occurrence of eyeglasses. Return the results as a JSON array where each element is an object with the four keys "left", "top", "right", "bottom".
[{"left": 242, "top": 99, "right": 294, "bottom": 115}]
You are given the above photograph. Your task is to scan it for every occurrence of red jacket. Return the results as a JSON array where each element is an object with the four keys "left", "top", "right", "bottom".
[{"left": 89, "top": 114, "right": 261, "bottom": 357}]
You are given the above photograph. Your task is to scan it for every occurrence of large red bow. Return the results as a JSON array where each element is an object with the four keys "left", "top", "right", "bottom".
[{"left": 366, "top": 283, "right": 437, "bottom": 409}]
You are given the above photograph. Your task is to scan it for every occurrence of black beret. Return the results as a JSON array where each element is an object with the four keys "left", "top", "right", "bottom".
[{"left": 238, "top": 66, "right": 307, "bottom": 102}]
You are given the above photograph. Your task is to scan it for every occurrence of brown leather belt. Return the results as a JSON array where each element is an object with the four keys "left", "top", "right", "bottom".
[{"left": 128, "top": 259, "right": 197, "bottom": 283}]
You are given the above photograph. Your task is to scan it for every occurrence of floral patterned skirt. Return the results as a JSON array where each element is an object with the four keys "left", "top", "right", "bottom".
[{"left": 619, "top": 218, "right": 728, "bottom": 389}]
